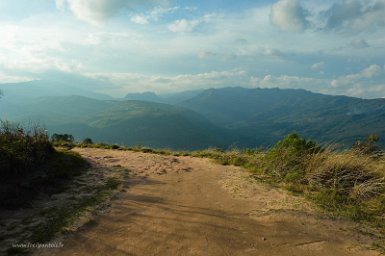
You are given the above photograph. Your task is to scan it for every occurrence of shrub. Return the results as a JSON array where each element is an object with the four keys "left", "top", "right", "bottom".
[
  {"left": 0, "top": 122, "right": 88, "bottom": 209},
  {"left": 51, "top": 133, "right": 75, "bottom": 148},
  {"left": 51, "top": 133, "right": 74, "bottom": 143},
  {"left": 250, "top": 133, "right": 385, "bottom": 222},
  {"left": 0, "top": 121, "right": 54, "bottom": 179},
  {"left": 82, "top": 138, "right": 93, "bottom": 144},
  {"left": 111, "top": 144, "right": 120, "bottom": 150},
  {"left": 261, "top": 132, "right": 322, "bottom": 181}
]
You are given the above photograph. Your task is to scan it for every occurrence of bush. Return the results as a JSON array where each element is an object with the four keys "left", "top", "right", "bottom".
[
  {"left": 0, "top": 121, "right": 54, "bottom": 180},
  {"left": 82, "top": 138, "right": 93, "bottom": 144},
  {"left": 0, "top": 122, "right": 88, "bottom": 209},
  {"left": 111, "top": 144, "right": 120, "bottom": 150},
  {"left": 51, "top": 133, "right": 75, "bottom": 149},
  {"left": 253, "top": 133, "right": 385, "bottom": 222},
  {"left": 261, "top": 132, "right": 321, "bottom": 181}
]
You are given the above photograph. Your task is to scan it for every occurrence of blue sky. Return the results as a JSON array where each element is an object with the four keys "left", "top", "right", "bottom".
[{"left": 0, "top": 0, "right": 384, "bottom": 98}]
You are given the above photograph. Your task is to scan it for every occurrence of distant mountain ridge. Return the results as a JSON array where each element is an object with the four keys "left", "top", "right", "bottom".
[
  {"left": 1, "top": 83, "right": 384, "bottom": 149},
  {"left": 180, "top": 87, "right": 385, "bottom": 147},
  {"left": 0, "top": 95, "right": 228, "bottom": 150},
  {"left": 124, "top": 90, "right": 203, "bottom": 105}
]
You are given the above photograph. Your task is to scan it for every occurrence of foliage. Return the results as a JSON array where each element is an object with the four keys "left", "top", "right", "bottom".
[
  {"left": 51, "top": 133, "right": 75, "bottom": 148},
  {"left": 260, "top": 132, "right": 321, "bottom": 181},
  {"left": 191, "top": 148, "right": 262, "bottom": 168},
  {"left": 51, "top": 133, "right": 74, "bottom": 143},
  {"left": 194, "top": 133, "right": 385, "bottom": 228},
  {"left": 0, "top": 123, "right": 87, "bottom": 209},
  {"left": 82, "top": 137, "right": 93, "bottom": 144},
  {"left": 0, "top": 121, "right": 54, "bottom": 180}
]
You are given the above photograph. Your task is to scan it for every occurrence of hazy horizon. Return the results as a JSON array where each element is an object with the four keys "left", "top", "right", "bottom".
[{"left": 0, "top": 0, "right": 384, "bottom": 98}]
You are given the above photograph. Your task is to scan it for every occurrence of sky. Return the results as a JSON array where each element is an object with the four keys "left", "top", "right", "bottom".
[{"left": 0, "top": 0, "right": 384, "bottom": 98}]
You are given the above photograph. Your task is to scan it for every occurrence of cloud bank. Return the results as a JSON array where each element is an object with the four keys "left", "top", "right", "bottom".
[
  {"left": 270, "top": 0, "right": 309, "bottom": 32},
  {"left": 270, "top": 0, "right": 385, "bottom": 34},
  {"left": 56, "top": 0, "right": 169, "bottom": 25}
]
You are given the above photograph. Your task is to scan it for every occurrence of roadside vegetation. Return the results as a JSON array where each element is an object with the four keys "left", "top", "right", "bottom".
[
  {"left": 3, "top": 122, "right": 384, "bottom": 252},
  {"left": 193, "top": 133, "right": 385, "bottom": 243},
  {"left": 0, "top": 122, "right": 87, "bottom": 209},
  {"left": 255, "top": 133, "right": 384, "bottom": 223},
  {"left": 72, "top": 133, "right": 385, "bottom": 225},
  {"left": 72, "top": 133, "right": 385, "bottom": 236},
  {"left": 0, "top": 123, "right": 126, "bottom": 255}
]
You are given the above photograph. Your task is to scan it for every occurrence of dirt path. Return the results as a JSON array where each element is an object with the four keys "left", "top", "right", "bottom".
[{"left": 35, "top": 148, "right": 380, "bottom": 256}]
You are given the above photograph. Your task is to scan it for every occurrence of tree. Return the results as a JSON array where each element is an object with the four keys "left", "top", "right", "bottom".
[
  {"left": 51, "top": 133, "right": 74, "bottom": 143},
  {"left": 82, "top": 138, "right": 93, "bottom": 144}
]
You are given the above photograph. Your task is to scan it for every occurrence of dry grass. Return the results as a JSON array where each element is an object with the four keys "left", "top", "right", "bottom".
[{"left": 306, "top": 151, "right": 385, "bottom": 200}]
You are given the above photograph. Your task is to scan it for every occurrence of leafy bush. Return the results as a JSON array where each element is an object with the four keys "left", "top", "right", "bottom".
[
  {"left": 51, "top": 133, "right": 75, "bottom": 148},
  {"left": 82, "top": 138, "right": 93, "bottom": 144},
  {"left": 261, "top": 132, "right": 321, "bottom": 181},
  {"left": 0, "top": 121, "right": 54, "bottom": 180},
  {"left": 0, "top": 122, "right": 87, "bottom": 209},
  {"left": 51, "top": 133, "right": 74, "bottom": 143}
]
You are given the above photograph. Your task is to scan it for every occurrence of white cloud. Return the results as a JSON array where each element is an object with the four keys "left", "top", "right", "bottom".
[
  {"left": 130, "top": 15, "right": 149, "bottom": 25},
  {"left": 168, "top": 19, "right": 200, "bottom": 33},
  {"left": 268, "top": 0, "right": 385, "bottom": 35},
  {"left": 270, "top": 0, "right": 309, "bottom": 32},
  {"left": 361, "top": 64, "right": 382, "bottom": 78},
  {"left": 331, "top": 64, "right": 383, "bottom": 88},
  {"left": 130, "top": 6, "right": 180, "bottom": 25},
  {"left": 62, "top": 0, "right": 128, "bottom": 25},
  {"left": 0, "top": 72, "right": 34, "bottom": 84},
  {"left": 324, "top": 0, "right": 385, "bottom": 33},
  {"left": 311, "top": 61, "right": 325, "bottom": 71},
  {"left": 55, "top": 0, "right": 66, "bottom": 9},
  {"left": 263, "top": 48, "right": 284, "bottom": 58},
  {"left": 329, "top": 69, "right": 384, "bottom": 98},
  {"left": 251, "top": 70, "right": 385, "bottom": 98},
  {"left": 57, "top": 0, "right": 169, "bottom": 25},
  {"left": 0, "top": 20, "right": 89, "bottom": 74},
  {"left": 86, "top": 69, "right": 248, "bottom": 95},
  {"left": 252, "top": 74, "right": 326, "bottom": 91}
]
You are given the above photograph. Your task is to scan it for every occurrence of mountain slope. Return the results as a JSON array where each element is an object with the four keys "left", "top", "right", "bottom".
[
  {"left": 124, "top": 90, "right": 203, "bottom": 105},
  {"left": 2, "top": 86, "right": 384, "bottom": 149},
  {"left": 0, "top": 96, "right": 227, "bottom": 150},
  {"left": 180, "top": 87, "right": 385, "bottom": 147}
]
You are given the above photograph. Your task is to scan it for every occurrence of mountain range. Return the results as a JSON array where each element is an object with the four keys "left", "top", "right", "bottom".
[{"left": 1, "top": 81, "right": 384, "bottom": 149}]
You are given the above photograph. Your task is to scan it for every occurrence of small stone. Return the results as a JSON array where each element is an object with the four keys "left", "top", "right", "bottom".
[{"left": 261, "top": 237, "right": 266, "bottom": 241}]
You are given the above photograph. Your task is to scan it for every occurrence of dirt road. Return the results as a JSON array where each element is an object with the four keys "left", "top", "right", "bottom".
[{"left": 36, "top": 148, "right": 380, "bottom": 256}]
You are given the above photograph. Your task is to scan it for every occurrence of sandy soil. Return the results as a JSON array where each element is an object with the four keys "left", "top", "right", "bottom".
[{"left": 35, "top": 148, "right": 381, "bottom": 256}]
